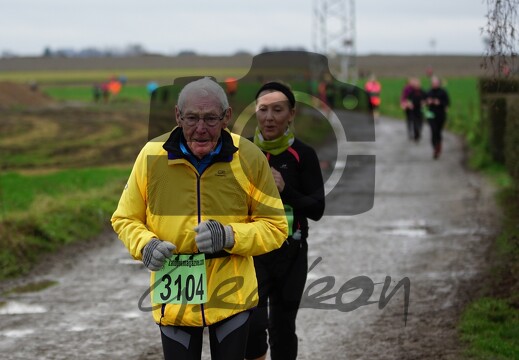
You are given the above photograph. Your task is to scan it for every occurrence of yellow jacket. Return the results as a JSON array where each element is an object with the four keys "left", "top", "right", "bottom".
[{"left": 111, "top": 128, "right": 287, "bottom": 326}]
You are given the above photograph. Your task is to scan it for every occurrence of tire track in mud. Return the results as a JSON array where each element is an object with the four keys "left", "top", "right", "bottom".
[{"left": 0, "top": 107, "right": 150, "bottom": 170}]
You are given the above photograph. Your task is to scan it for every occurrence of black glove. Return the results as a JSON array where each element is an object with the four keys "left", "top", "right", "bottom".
[
  {"left": 142, "top": 238, "right": 175, "bottom": 271},
  {"left": 194, "top": 220, "right": 235, "bottom": 254}
]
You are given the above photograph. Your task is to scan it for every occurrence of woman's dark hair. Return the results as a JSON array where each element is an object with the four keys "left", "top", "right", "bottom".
[{"left": 255, "top": 81, "right": 296, "bottom": 109}]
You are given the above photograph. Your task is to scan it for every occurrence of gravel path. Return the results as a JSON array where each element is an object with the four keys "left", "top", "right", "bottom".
[{"left": 0, "top": 117, "right": 498, "bottom": 359}]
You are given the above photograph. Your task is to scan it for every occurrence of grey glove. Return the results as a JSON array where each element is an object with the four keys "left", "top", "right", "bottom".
[
  {"left": 194, "top": 220, "right": 235, "bottom": 254},
  {"left": 142, "top": 238, "right": 176, "bottom": 271}
]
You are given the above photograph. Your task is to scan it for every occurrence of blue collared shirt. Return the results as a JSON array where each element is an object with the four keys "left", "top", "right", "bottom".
[{"left": 179, "top": 139, "right": 223, "bottom": 175}]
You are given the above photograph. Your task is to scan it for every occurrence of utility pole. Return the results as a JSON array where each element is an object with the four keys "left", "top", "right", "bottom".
[{"left": 312, "top": 0, "right": 357, "bottom": 83}]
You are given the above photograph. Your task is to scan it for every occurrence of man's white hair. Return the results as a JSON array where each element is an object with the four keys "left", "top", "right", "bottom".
[{"left": 177, "top": 77, "right": 229, "bottom": 111}]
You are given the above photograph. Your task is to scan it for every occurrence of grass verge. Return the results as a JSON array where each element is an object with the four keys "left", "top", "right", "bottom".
[
  {"left": 458, "top": 184, "right": 519, "bottom": 359},
  {"left": 0, "top": 167, "right": 130, "bottom": 279},
  {"left": 460, "top": 298, "right": 519, "bottom": 359}
]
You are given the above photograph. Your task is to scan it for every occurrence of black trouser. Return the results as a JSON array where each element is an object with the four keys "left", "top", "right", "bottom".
[
  {"left": 409, "top": 112, "right": 423, "bottom": 141},
  {"left": 245, "top": 240, "right": 308, "bottom": 360},
  {"left": 405, "top": 110, "right": 413, "bottom": 139},
  {"left": 428, "top": 115, "right": 446, "bottom": 148},
  {"left": 160, "top": 310, "right": 251, "bottom": 360}
]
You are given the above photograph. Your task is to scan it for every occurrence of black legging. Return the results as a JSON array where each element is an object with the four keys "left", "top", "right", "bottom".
[
  {"left": 245, "top": 241, "right": 308, "bottom": 360},
  {"left": 160, "top": 310, "right": 251, "bottom": 360},
  {"left": 409, "top": 112, "right": 423, "bottom": 141},
  {"left": 428, "top": 116, "right": 446, "bottom": 148}
]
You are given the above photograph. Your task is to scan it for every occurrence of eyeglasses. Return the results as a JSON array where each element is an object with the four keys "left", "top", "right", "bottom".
[{"left": 179, "top": 109, "right": 227, "bottom": 127}]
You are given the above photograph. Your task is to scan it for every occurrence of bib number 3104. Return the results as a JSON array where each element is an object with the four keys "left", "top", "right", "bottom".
[{"left": 153, "top": 254, "right": 207, "bottom": 304}]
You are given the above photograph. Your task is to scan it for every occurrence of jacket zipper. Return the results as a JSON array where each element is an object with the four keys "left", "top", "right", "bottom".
[
  {"left": 196, "top": 173, "right": 208, "bottom": 327},
  {"left": 160, "top": 303, "right": 166, "bottom": 326}
]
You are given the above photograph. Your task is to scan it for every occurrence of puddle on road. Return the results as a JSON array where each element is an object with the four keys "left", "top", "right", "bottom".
[
  {"left": 378, "top": 220, "right": 478, "bottom": 239},
  {"left": 122, "top": 311, "right": 141, "bottom": 319},
  {"left": 378, "top": 220, "right": 434, "bottom": 238},
  {"left": 69, "top": 325, "right": 88, "bottom": 332},
  {"left": 0, "top": 329, "right": 35, "bottom": 338},
  {"left": 0, "top": 301, "right": 47, "bottom": 315},
  {"left": 382, "top": 228, "right": 430, "bottom": 237},
  {"left": 0, "top": 279, "right": 55, "bottom": 315}
]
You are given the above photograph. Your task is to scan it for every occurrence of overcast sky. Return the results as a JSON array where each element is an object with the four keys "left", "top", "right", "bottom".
[{"left": 1, "top": 0, "right": 489, "bottom": 56}]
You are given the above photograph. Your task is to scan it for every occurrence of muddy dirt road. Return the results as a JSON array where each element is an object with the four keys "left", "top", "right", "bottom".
[{"left": 0, "top": 116, "right": 498, "bottom": 359}]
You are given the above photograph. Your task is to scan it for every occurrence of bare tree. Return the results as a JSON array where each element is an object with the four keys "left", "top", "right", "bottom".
[{"left": 482, "top": 0, "right": 519, "bottom": 76}]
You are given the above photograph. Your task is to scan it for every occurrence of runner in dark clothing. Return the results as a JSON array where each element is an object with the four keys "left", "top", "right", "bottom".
[
  {"left": 426, "top": 76, "right": 450, "bottom": 159},
  {"left": 245, "top": 81, "right": 325, "bottom": 360},
  {"left": 400, "top": 77, "right": 415, "bottom": 139},
  {"left": 406, "top": 78, "right": 426, "bottom": 142}
]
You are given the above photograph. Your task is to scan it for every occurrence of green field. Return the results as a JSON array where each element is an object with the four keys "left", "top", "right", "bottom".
[
  {"left": 0, "top": 67, "right": 251, "bottom": 85},
  {"left": 44, "top": 84, "right": 149, "bottom": 102},
  {"left": 0, "top": 167, "right": 130, "bottom": 277},
  {"left": 1, "top": 168, "right": 130, "bottom": 213}
]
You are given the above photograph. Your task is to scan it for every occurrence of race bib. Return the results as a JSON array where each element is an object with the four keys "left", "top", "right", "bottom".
[{"left": 153, "top": 254, "right": 207, "bottom": 305}]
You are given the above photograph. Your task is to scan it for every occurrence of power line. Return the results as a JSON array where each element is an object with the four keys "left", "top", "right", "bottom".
[{"left": 312, "top": 0, "right": 357, "bottom": 82}]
